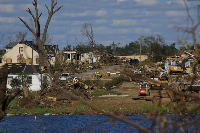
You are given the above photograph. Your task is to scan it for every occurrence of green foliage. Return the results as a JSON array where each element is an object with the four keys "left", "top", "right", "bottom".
[
  {"left": 105, "top": 81, "right": 113, "bottom": 90},
  {"left": 42, "top": 76, "right": 49, "bottom": 90},
  {"left": 7, "top": 99, "right": 19, "bottom": 109},
  {"left": 10, "top": 72, "right": 32, "bottom": 89},
  {"left": 63, "top": 45, "right": 72, "bottom": 51},
  {"left": 10, "top": 78, "right": 21, "bottom": 89},
  {"left": 30, "top": 92, "right": 39, "bottom": 97},
  {"left": 76, "top": 35, "right": 178, "bottom": 62},
  {"left": 83, "top": 80, "right": 91, "bottom": 86},
  {"left": 91, "top": 90, "right": 121, "bottom": 96},
  {"left": 105, "top": 75, "right": 124, "bottom": 90}
]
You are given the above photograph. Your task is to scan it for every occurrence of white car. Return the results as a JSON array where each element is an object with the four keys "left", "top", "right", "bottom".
[{"left": 59, "top": 73, "right": 72, "bottom": 81}]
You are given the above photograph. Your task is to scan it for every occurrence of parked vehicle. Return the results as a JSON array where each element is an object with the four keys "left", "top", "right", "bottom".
[
  {"left": 129, "top": 59, "right": 139, "bottom": 65},
  {"left": 59, "top": 73, "right": 72, "bottom": 81}
]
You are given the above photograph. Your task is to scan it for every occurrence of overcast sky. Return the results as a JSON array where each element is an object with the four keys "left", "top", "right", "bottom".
[{"left": 0, "top": 0, "right": 200, "bottom": 50}]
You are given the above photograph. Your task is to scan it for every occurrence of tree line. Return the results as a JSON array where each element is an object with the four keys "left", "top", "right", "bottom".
[{"left": 74, "top": 35, "right": 179, "bottom": 62}]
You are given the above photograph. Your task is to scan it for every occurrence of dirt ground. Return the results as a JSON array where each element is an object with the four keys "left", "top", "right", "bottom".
[{"left": 77, "top": 81, "right": 157, "bottom": 115}]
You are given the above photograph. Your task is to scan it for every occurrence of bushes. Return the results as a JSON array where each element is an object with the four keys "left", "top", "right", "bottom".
[
  {"left": 83, "top": 80, "right": 91, "bottom": 86},
  {"left": 105, "top": 75, "right": 124, "bottom": 90}
]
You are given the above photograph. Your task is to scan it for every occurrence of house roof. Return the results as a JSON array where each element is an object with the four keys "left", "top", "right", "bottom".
[
  {"left": 7, "top": 63, "right": 26, "bottom": 74},
  {"left": 6, "top": 42, "right": 18, "bottom": 49},
  {"left": 5, "top": 41, "right": 38, "bottom": 52},
  {"left": 24, "top": 65, "right": 41, "bottom": 74},
  {"left": 24, "top": 41, "right": 38, "bottom": 52},
  {"left": 5, "top": 41, "right": 59, "bottom": 56},
  {"left": 7, "top": 63, "right": 41, "bottom": 74},
  {"left": 0, "top": 49, "right": 5, "bottom": 56}
]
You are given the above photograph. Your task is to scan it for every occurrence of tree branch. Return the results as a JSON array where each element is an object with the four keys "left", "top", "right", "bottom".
[
  {"left": 18, "top": 17, "right": 36, "bottom": 36},
  {"left": 25, "top": 8, "right": 36, "bottom": 23},
  {"left": 45, "top": 4, "right": 50, "bottom": 14},
  {"left": 42, "top": 0, "right": 63, "bottom": 43}
]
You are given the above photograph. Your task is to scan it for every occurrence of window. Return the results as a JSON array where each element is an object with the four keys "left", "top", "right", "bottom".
[
  {"left": 65, "top": 54, "right": 71, "bottom": 60},
  {"left": 19, "top": 47, "right": 23, "bottom": 53},
  {"left": 6, "top": 58, "right": 12, "bottom": 63},
  {"left": 67, "top": 54, "right": 70, "bottom": 60},
  {"left": 77, "top": 54, "right": 80, "bottom": 60},
  {"left": 36, "top": 58, "right": 40, "bottom": 64}
]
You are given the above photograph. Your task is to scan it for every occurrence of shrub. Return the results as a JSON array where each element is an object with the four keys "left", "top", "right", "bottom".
[
  {"left": 105, "top": 81, "right": 113, "bottom": 90},
  {"left": 105, "top": 75, "right": 124, "bottom": 90},
  {"left": 83, "top": 80, "right": 91, "bottom": 86}
]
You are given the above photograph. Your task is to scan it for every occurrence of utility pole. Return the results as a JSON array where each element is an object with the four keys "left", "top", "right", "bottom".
[
  {"left": 140, "top": 38, "right": 141, "bottom": 62},
  {"left": 32, "top": 40, "right": 33, "bottom": 65}
]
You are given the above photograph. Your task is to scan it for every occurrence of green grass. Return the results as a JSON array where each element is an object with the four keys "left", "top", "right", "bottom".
[
  {"left": 6, "top": 108, "right": 54, "bottom": 115},
  {"left": 91, "top": 90, "right": 122, "bottom": 96},
  {"left": 74, "top": 102, "right": 88, "bottom": 107},
  {"left": 30, "top": 92, "right": 39, "bottom": 97},
  {"left": 73, "top": 109, "right": 85, "bottom": 114},
  {"left": 139, "top": 104, "right": 172, "bottom": 114},
  {"left": 190, "top": 105, "right": 200, "bottom": 114},
  {"left": 7, "top": 99, "right": 19, "bottom": 109}
]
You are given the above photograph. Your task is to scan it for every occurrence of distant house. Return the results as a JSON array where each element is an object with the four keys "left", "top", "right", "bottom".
[
  {"left": 7, "top": 63, "right": 50, "bottom": 91},
  {"left": 63, "top": 51, "right": 81, "bottom": 63},
  {"left": 83, "top": 51, "right": 102, "bottom": 64},
  {"left": 1, "top": 41, "right": 59, "bottom": 66}
]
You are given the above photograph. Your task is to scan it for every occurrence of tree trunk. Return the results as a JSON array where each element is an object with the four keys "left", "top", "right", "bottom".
[
  {"left": 0, "top": 65, "right": 7, "bottom": 119},
  {"left": 23, "top": 86, "right": 29, "bottom": 98},
  {"left": 0, "top": 65, "right": 22, "bottom": 120}
]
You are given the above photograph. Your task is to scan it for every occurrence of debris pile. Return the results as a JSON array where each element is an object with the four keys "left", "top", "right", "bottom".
[{"left": 100, "top": 54, "right": 121, "bottom": 65}]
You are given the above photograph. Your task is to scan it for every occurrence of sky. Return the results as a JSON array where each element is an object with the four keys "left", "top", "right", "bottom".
[{"left": 0, "top": 0, "right": 200, "bottom": 50}]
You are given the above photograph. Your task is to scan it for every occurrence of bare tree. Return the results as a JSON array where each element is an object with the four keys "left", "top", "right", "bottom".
[
  {"left": 80, "top": 21, "right": 95, "bottom": 48},
  {"left": 80, "top": 21, "right": 95, "bottom": 65},
  {"left": 18, "top": 0, "right": 63, "bottom": 65},
  {"left": 16, "top": 31, "right": 27, "bottom": 42},
  {"left": 0, "top": 0, "right": 63, "bottom": 120}
]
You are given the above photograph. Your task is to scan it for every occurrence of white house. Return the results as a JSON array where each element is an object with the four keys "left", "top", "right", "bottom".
[
  {"left": 1, "top": 41, "right": 59, "bottom": 66},
  {"left": 6, "top": 63, "right": 51, "bottom": 91}
]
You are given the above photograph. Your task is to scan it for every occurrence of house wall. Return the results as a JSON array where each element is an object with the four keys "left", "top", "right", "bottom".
[
  {"left": 2, "top": 43, "right": 39, "bottom": 65},
  {"left": 7, "top": 74, "right": 50, "bottom": 91},
  {"left": 30, "top": 74, "right": 41, "bottom": 91}
]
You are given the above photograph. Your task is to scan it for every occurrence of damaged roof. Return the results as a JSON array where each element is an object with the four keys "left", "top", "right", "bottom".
[{"left": 7, "top": 63, "right": 41, "bottom": 74}]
